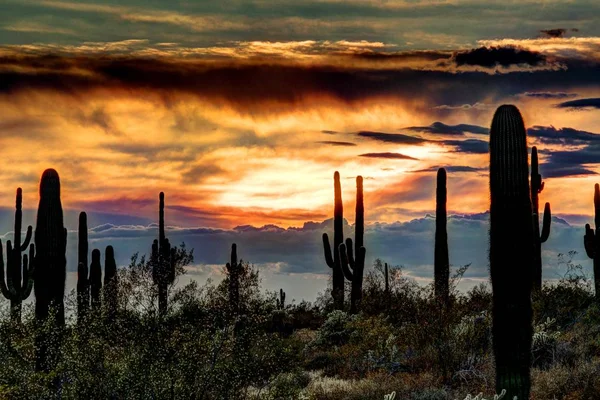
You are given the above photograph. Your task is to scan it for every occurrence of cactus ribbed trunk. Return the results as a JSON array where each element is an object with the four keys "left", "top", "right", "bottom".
[
  {"left": 104, "top": 245, "right": 117, "bottom": 321},
  {"left": 489, "top": 105, "right": 533, "bottom": 400},
  {"left": 34, "top": 169, "right": 67, "bottom": 373},
  {"left": 153, "top": 192, "right": 175, "bottom": 316},
  {"left": 0, "top": 188, "right": 34, "bottom": 323},
  {"left": 531, "top": 146, "right": 551, "bottom": 292},
  {"left": 226, "top": 243, "right": 241, "bottom": 315},
  {"left": 340, "top": 176, "right": 366, "bottom": 314},
  {"left": 90, "top": 249, "right": 102, "bottom": 311},
  {"left": 322, "top": 171, "right": 345, "bottom": 310},
  {"left": 584, "top": 184, "right": 600, "bottom": 299},
  {"left": 434, "top": 168, "right": 449, "bottom": 305},
  {"left": 77, "top": 212, "right": 89, "bottom": 321}
]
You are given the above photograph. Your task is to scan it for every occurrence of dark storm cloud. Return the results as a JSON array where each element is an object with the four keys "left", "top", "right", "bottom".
[
  {"left": 411, "top": 166, "right": 484, "bottom": 173},
  {"left": 555, "top": 98, "right": 600, "bottom": 110},
  {"left": 358, "top": 152, "right": 419, "bottom": 160},
  {"left": 540, "top": 29, "right": 568, "bottom": 38},
  {"left": 528, "top": 125, "right": 600, "bottom": 145},
  {"left": 316, "top": 140, "right": 357, "bottom": 146},
  {"left": 541, "top": 143, "right": 600, "bottom": 178},
  {"left": 540, "top": 165, "right": 597, "bottom": 178},
  {"left": 442, "top": 139, "right": 489, "bottom": 154},
  {"left": 518, "top": 91, "right": 578, "bottom": 99},
  {"left": 357, "top": 131, "right": 427, "bottom": 144},
  {"left": 452, "top": 46, "right": 547, "bottom": 68},
  {"left": 403, "top": 122, "right": 488, "bottom": 136}
]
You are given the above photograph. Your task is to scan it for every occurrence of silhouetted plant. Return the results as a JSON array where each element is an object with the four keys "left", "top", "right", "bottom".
[
  {"left": 226, "top": 243, "right": 242, "bottom": 315},
  {"left": 489, "top": 105, "right": 534, "bottom": 400},
  {"left": 104, "top": 245, "right": 117, "bottom": 321},
  {"left": 434, "top": 168, "right": 450, "bottom": 306},
  {"left": 277, "top": 288, "right": 286, "bottom": 310},
  {"left": 583, "top": 183, "right": 600, "bottom": 299},
  {"left": 152, "top": 192, "right": 176, "bottom": 316},
  {"left": 384, "top": 262, "right": 390, "bottom": 310},
  {"left": 322, "top": 171, "right": 345, "bottom": 310},
  {"left": 340, "top": 175, "right": 366, "bottom": 314},
  {"left": 77, "top": 211, "right": 89, "bottom": 322},
  {"left": 0, "top": 188, "right": 35, "bottom": 323},
  {"left": 90, "top": 249, "right": 102, "bottom": 311},
  {"left": 531, "top": 146, "right": 551, "bottom": 292},
  {"left": 33, "top": 168, "right": 68, "bottom": 375}
]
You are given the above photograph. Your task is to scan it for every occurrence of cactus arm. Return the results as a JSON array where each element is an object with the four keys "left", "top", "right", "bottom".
[
  {"left": 5, "top": 240, "right": 17, "bottom": 296},
  {"left": 0, "top": 240, "right": 15, "bottom": 300},
  {"left": 338, "top": 243, "right": 354, "bottom": 281},
  {"left": 21, "top": 244, "right": 35, "bottom": 299},
  {"left": 345, "top": 238, "right": 356, "bottom": 269},
  {"left": 322, "top": 233, "right": 334, "bottom": 269},
  {"left": 585, "top": 224, "right": 596, "bottom": 259},
  {"left": 540, "top": 202, "right": 551, "bottom": 243},
  {"left": 21, "top": 226, "right": 32, "bottom": 251}
]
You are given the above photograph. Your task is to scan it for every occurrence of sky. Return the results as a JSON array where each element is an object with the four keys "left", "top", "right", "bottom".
[{"left": 1, "top": 0, "right": 600, "bottom": 302}]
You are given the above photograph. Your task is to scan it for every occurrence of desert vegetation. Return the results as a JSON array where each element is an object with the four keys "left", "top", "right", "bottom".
[{"left": 0, "top": 105, "right": 599, "bottom": 399}]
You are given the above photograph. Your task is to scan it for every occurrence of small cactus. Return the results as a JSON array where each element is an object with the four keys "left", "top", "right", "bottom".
[
  {"left": 104, "top": 245, "right": 117, "bottom": 320},
  {"left": 89, "top": 249, "right": 102, "bottom": 311},
  {"left": 226, "top": 243, "right": 243, "bottom": 314},
  {"left": 77, "top": 212, "right": 89, "bottom": 321},
  {"left": 322, "top": 171, "right": 345, "bottom": 310},
  {"left": 531, "top": 146, "right": 551, "bottom": 292},
  {"left": 0, "top": 188, "right": 35, "bottom": 322},
  {"left": 276, "top": 288, "right": 286, "bottom": 310},
  {"left": 340, "top": 175, "right": 366, "bottom": 314}
]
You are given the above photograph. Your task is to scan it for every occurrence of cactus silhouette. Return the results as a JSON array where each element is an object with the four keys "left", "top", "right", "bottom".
[
  {"left": 226, "top": 243, "right": 242, "bottom": 314},
  {"left": 322, "top": 171, "right": 345, "bottom": 310},
  {"left": 104, "top": 245, "right": 117, "bottom": 320},
  {"left": 77, "top": 212, "right": 89, "bottom": 321},
  {"left": 384, "top": 262, "right": 390, "bottom": 310},
  {"left": 434, "top": 168, "right": 450, "bottom": 305},
  {"left": 531, "top": 146, "right": 551, "bottom": 292},
  {"left": 0, "top": 188, "right": 35, "bottom": 322},
  {"left": 489, "top": 105, "right": 534, "bottom": 400},
  {"left": 33, "top": 168, "right": 67, "bottom": 373},
  {"left": 152, "top": 192, "right": 175, "bottom": 316},
  {"left": 89, "top": 249, "right": 102, "bottom": 311},
  {"left": 340, "top": 175, "right": 366, "bottom": 314},
  {"left": 584, "top": 183, "right": 600, "bottom": 298},
  {"left": 276, "top": 288, "right": 286, "bottom": 310}
]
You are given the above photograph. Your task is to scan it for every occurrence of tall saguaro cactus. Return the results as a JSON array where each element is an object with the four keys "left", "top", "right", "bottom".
[
  {"left": 34, "top": 168, "right": 67, "bottom": 372},
  {"left": 104, "top": 245, "right": 118, "bottom": 320},
  {"left": 0, "top": 188, "right": 35, "bottom": 322},
  {"left": 584, "top": 184, "right": 600, "bottom": 298},
  {"left": 77, "top": 212, "right": 89, "bottom": 321},
  {"left": 434, "top": 168, "right": 450, "bottom": 305},
  {"left": 531, "top": 146, "right": 551, "bottom": 292},
  {"left": 152, "top": 192, "right": 175, "bottom": 316},
  {"left": 340, "top": 176, "right": 366, "bottom": 314},
  {"left": 322, "top": 171, "right": 345, "bottom": 310},
  {"left": 226, "top": 243, "right": 242, "bottom": 314},
  {"left": 489, "top": 105, "right": 534, "bottom": 400}
]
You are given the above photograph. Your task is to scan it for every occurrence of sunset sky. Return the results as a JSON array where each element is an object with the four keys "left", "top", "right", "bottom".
[{"left": 1, "top": 0, "right": 600, "bottom": 302}]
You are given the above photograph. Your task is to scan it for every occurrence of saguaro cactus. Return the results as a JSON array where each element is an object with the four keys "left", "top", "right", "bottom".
[
  {"left": 584, "top": 184, "right": 600, "bottom": 299},
  {"left": 104, "top": 245, "right": 117, "bottom": 320},
  {"left": 340, "top": 176, "right": 366, "bottom": 314},
  {"left": 34, "top": 168, "right": 67, "bottom": 372},
  {"left": 531, "top": 146, "right": 551, "bottom": 292},
  {"left": 89, "top": 249, "right": 102, "bottom": 311},
  {"left": 77, "top": 212, "right": 89, "bottom": 321},
  {"left": 0, "top": 188, "right": 35, "bottom": 322},
  {"left": 322, "top": 171, "right": 345, "bottom": 310},
  {"left": 276, "top": 288, "right": 286, "bottom": 310},
  {"left": 226, "top": 243, "right": 243, "bottom": 314},
  {"left": 489, "top": 105, "right": 534, "bottom": 400},
  {"left": 434, "top": 168, "right": 450, "bottom": 305},
  {"left": 152, "top": 192, "right": 176, "bottom": 316}
]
